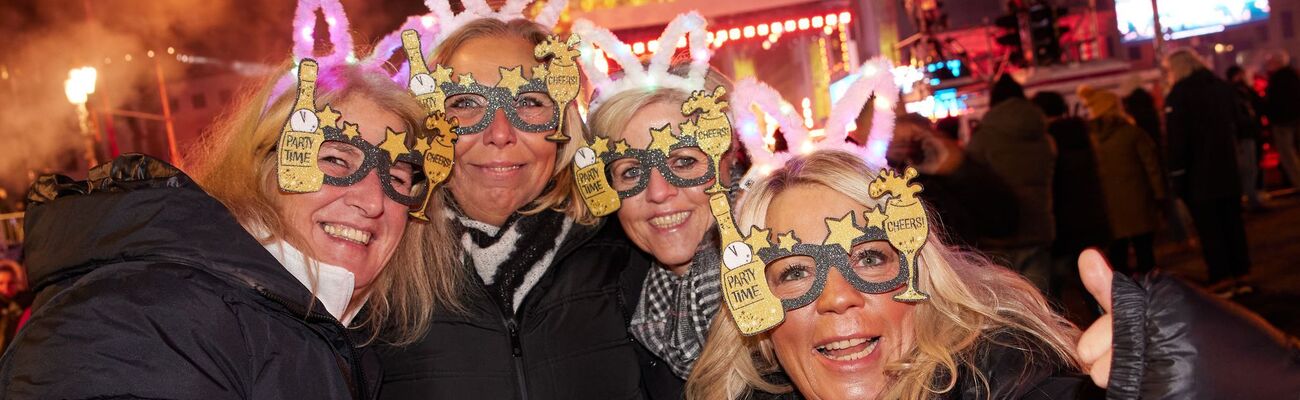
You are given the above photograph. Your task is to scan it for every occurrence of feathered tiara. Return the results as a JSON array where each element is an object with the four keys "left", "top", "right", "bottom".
[
  {"left": 729, "top": 57, "right": 901, "bottom": 187},
  {"left": 422, "top": 0, "right": 568, "bottom": 45},
  {"left": 572, "top": 11, "right": 712, "bottom": 113}
]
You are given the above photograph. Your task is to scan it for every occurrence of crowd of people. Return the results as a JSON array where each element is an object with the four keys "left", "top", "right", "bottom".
[
  {"left": 895, "top": 49, "right": 1300, "bottom": 304},
  {"left": 0, "top": 1, "right": 1298, "bottom": 399}
]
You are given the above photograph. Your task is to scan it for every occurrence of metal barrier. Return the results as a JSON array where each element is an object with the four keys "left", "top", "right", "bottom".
[{"left": 0, "top": 213, "right": 23, "bottom": 249}]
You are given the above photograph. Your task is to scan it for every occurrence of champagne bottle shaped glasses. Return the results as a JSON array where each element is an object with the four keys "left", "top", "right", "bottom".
[
  {"left": 278, "top": 60, "right": 326, "bottom": 193},
  {"left": 402, "top": 30, "right": 451, "bottom": 115},
  {"left": 868, "top": 167, "right": 930, "bottom": 302},
  {"left": 711, "top": 193, "right": 785, "bottom": 335}
]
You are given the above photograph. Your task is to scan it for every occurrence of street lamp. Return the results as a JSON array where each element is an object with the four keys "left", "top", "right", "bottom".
[{"left": 65, "top": 66, "right": 99, "bottom": 168}]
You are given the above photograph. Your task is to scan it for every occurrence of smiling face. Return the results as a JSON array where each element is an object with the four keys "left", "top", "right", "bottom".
[
  {"left": 443, "top": 36, "right": 557, "bottom": 226},
  {"left": 613, "top": 101, "right": 716, "bottom": 274},
  {"left": 279, "top": 97, "right": 414, "bottom": 295},
  {"left": 764, "top": 184, "right": 916, "bottom": 400}
]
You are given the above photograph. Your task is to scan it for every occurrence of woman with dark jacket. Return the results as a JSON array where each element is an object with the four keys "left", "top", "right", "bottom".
[
  {"left": 1078, "top": 85, "right": 1164, "bottom": 274},
  {"left": 0, "top": 58, "right": 461, "bottom": 398},
  {"left": 686, "top": 150, "right": 1300, "bottom": 399},
  {"left": 377, "top": 14, "right": 663, "bottom": 399}
]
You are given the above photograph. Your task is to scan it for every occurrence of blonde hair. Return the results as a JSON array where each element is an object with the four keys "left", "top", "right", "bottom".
[
  {"left": 687, "top": 150, "right": 1082, "bottom": 400},
  {"left": 190, "top": 62, "right": 467, "bottom": 345},
  {"left": 433, "top": 18, "right": 593, "bottom": 224},
  {"left": 587, "top": 64, "right": 732, "bottom": 143},
  {"left": 1165, "top": 48, "right": 1208, "bottom": 83}
]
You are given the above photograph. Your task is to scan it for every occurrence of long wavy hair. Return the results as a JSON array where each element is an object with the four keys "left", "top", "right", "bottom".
[
  {"left": 686, "top": 150, "right": 1083, "bottom": 399},
  {"left": 189, "top": 61, "right": 467, "bottom": 346},
  {"left": 432, "top": 18, "right": 592, "bottom": 224}
]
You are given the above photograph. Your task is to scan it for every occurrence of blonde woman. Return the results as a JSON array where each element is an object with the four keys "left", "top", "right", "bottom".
[
  {"left": 0, "top": 62, "right": 462, "bottom": 399},
  {"left": 584, "top": 64, "right": 736, "bottom": 391},
  {"left": 688, "top": 150, "right": 1300, "bottom": 399},
  {"left": 378, "top": 17, "right": 658, "bottom": 399}
]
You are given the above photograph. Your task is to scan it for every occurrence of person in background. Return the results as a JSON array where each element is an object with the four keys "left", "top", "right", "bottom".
[
  {"left": 964, "top": 74, "right": 1057, "bottom": 293},
  {"left": 1124, "top": 86, "right": 1192, "bottom": 244},
  {"left": 0, "top": 259, "right": 24, "bottom": 353},
  {"left": 1164, "top": 49, "right": 1253, "bottom": 297},
  {"left": 1121, "top": 87, "right": 1163, "bottom": 146},
  {"left": 1227, "top": 65, "right": 1268, "bottom": 210},
  {"left": 1077, "top": 85, "right": 1164, "bottom": 275},
  {"left": 1031, "top": 91, "right": 1109, "bottom": 307},
  {"left": 1265, "top": 51, "right": 1300, "bottom": 190},
  {"left": 887, "top": 113, "right": 1018, "bottom": 250}
]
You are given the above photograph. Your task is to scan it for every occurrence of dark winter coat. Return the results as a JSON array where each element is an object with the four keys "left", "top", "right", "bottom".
[
  {"left": 0, "top": 155, "right": 380, "bottom": 400},
  {"left": 966, "top": 97, "right": 1056, "bottom": 248},
  {"left": 1265, "top": 66, "right": 1300, "bottom": 125},
  {"left": 748, "top": 272, "right": 1300, "bottom": 399},
  {"left": 378, "top": 219, "right": 664, "bottom": 399},
  {"left": 1090, "top": 116, "right": 1165, "bottom": 239},
  {"left": 1047, "top": 116, "right": 1111, "bottom": 256},
  {"left": 1165, "top": 69, "right": 1242, "bottom": 201}
]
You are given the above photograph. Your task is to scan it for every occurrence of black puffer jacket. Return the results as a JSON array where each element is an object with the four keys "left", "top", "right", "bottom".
[
  {"left": 0, "top": 155, "right": 380, "bottom": 399},
  {"left": 378, "top": 219, "right": 663, "bottom": 399},
  {"left": 1108, "top": 272, "right": 1300, "bottom": 399}
]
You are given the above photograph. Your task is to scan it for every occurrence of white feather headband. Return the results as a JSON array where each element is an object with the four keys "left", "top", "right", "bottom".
[
  {"left": 572, "top": 11, "right": 712, "bottom": 113},
  {"left": 424, "top": 0, "right": 567, "bottom": 48},
  {"left": 730, "top": 57, "right": 901, "bottom": 187}
]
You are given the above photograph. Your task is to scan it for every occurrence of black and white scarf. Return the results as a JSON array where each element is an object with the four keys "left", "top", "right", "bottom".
[
  {"left": 629, "top": 229, "right": 723, "bottom": 378},
  {"left": 450, "top": 207, "right": 575, "bottom": 315}
]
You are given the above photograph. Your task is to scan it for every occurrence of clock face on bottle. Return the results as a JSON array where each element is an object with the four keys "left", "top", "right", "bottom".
[
  {"left": 409, "top": 73, "right": 438, "bottom": 96},
  {"left": 574, "top": 147, "right": 597, "bottom": 168},
  {"left": 723, "top": 241, "right": 754, "bottom": 270},
  {"left": 290, "top": 109, "right": 319, "bottom": 132}
]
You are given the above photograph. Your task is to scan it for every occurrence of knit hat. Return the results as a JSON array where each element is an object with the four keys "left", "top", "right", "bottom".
[{"left": 1077, "top": 85, "right": 1123, "bottom": 119}]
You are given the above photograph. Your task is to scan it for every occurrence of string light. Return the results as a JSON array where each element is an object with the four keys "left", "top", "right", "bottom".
[{"left": 593, "top": 9, "right": 856, "bottom": 69}]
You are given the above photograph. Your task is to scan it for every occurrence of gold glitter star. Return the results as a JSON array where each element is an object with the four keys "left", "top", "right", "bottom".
[
  {"left": 341, "top": 122, "right": 361, "bottom": 140},
  {"left": 531, "top": 64, "right": 549, "bottom": 80},
  {"left": 431, "top": 65, "right": 453, "bottom": 84},
  {"left": 614, "top": 139, "right": 630, "bottom": 154},
  {"left": 413, "top": 135, "right": 432, "bottom": 155},
  {"left": 497, "top": 66, "right": 528, "bottom": 96},
  {"left": 777, "top": 231, "right": 800, "bottom": 252},
  {"left": 589, "top": 136, "right": 610, "bottom": 154},
  {"left": 863, "top": 205, "right": 888, "bottom": 230},
  {"left": 378, "top": 128, "right": 410, "bottom": 162},
  {"left": 316, "top": 105, "right": 341, "bottom": 129},
  {"left": 457, "top": 73, "right": 476, "bottom": 86},
  {"left": 823, "top": 212, "right": 864, "bottom": 252},
  {"left": 647, "top": 124, "right": 678, "bottom": 154},
  {"left": 743, "top": 227, "right": 772, "bottom": 253}
]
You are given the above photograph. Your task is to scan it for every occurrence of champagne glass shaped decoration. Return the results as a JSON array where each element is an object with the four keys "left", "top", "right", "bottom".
[
  {"left": 868, "top": 167, "right": 931, "bottom": 302},
  {"left": 534, "top": 34, "right": 581, "bottom": 142},
  {"left": 680, "top": 86, "right": 731, "bottom": 194},
  {"left": 410, "top": 111, "right": 459, "bottom": 221}
]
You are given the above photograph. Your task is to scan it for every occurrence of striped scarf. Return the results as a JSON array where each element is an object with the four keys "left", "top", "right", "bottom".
[
  {"left": 450, "top": 208, "right": 574, "bottom": 315},
  {"left": 629, "top": 229, "right": 723, "bottom": 378}
]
